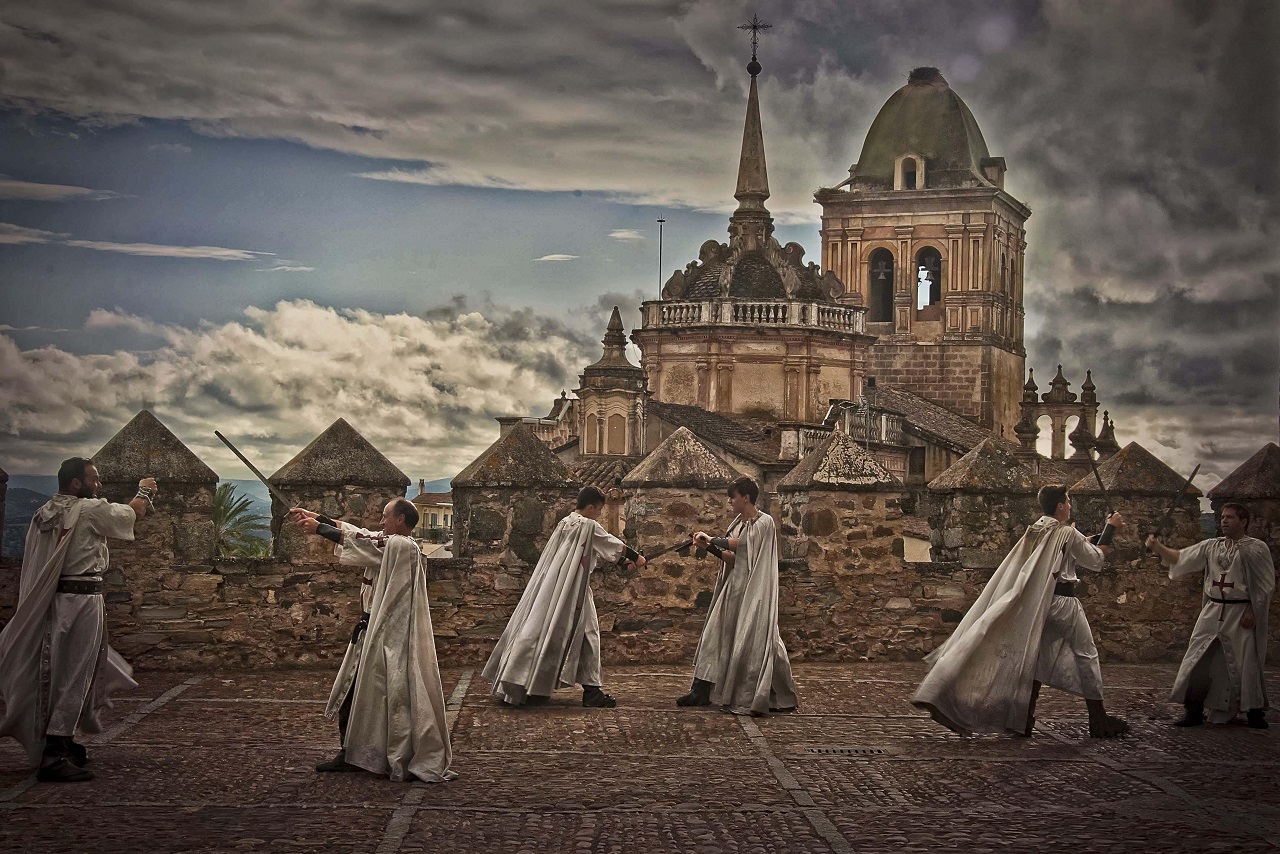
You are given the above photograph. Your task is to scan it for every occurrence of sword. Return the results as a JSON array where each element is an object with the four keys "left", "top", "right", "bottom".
[
  {"left": 214, "top": 431, "right": 293, "bottom": 508},
  {"left": 639, "top": 537, "right": 698, "bottom": 561},
  {"left": 1083, "top": 439, "right": 1117, "bottom": 546},
  {"left": 1145, "top": 464, "right": 1200, "bottom": 553}
]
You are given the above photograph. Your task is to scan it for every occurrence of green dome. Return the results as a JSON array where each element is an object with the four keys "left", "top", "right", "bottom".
[{"left": 849, "top": 68, "right": 994, "bottom": 191}]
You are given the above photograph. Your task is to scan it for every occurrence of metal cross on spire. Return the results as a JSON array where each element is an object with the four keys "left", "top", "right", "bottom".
[{"left": 738, "top": 13, "right": 771, "bottom": 61}]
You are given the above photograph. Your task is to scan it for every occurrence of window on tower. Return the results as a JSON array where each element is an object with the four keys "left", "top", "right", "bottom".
[
  {"left": 868, "top": 249, "right": 894, "bottom": 322},
  {"left": 903, "top": 158, "right": 917, "bottom": 189},
  {"left": 915, "top": 247, "right": 942, "bottom": 309}
]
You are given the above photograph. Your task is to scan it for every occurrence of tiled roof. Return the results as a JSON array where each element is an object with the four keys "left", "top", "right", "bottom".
[
  {"left": 570, "top": 456, "right": 645, "bottom": 490},
  {"left": 871, "top": 385, "right": 991, "bottom": 454},
  {"left": 645, "top": 400, "right": 781, "bottom": 465},
  {"left": 412, "top": 491, "right": 453, "bottom": 506},
  {"left": 1207, "top": 442, "right": 1280, "bottom": 500},
  {"left": 93, "top": 410, "right": 218, "bottom": 483},
  {"left": 270, "top": 418, "right": 409, "bottom": 487}
]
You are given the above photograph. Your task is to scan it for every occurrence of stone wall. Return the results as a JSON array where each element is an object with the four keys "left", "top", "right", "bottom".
[
  {"left": 928, "top": 491, "right": 1037, "bottom": 568},
  {"left": 868, "top": 342, "right": 1023, "bottom": 435},
  {"left": 777, "top": 489, "right": 952, "bottom": 659}
]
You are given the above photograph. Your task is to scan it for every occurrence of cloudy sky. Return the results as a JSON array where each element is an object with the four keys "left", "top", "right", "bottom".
[{"left": 0, "top": 0, "right": 1276, "bottom": 492}]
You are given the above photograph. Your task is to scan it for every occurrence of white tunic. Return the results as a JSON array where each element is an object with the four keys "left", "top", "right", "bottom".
[
  {"left": 1166, "top": 537, "right": 1274, "bottom": 721},
  {"left": 326, "top": 524, "right": 455, "bottom": 783},
  {"left": 914, "top": 517, "right": 1076, "bottom": 734},
  {"left": 0, "top": 495, "right": 138, "bottom": 765},
  {"left": 692, "top": 513, "right": 797, "bottom": 716},
  {"left": 1035, "top": 522, "right": 1107, "bottom": 700},
  {"left": 482, "top": 512, "right": 624, "bottom": 704}
]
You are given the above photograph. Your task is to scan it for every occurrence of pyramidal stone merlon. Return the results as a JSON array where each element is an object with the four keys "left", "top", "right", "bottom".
[
  {"left": 93, "top": 410, "right": 217, "bottom": 483},
  {"left": 270, "top": 418, "right": 408, "bottom": 487}
]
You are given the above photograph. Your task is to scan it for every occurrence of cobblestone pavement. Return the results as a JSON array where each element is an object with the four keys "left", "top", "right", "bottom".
[{"left": 2, "top": 663, "right": 1277, "bottom": 853}]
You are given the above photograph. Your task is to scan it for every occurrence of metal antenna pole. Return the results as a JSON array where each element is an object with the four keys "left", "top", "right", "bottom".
[{"left": 656, "top": 217, "right": 666, "bottom": 298}]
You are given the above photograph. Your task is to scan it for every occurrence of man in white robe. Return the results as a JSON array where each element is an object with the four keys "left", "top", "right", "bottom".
[
  {"left": 682, "top": 476, "right": 797, "bottom": 716},
  {"left": 482, "top": 486, "right": 644, "bottom": 708},
  {"left": 290, "top": 499, "right": 455, "bottom": 782},
  {"left": 1148, "top": 501, "right": 1274, "bottom": 728},
  {"left": 0, "top": 457, "right": 151, "bottom": 782},
  {"left": 913, "top": 486, "right": 1128, "bottom": 737}
]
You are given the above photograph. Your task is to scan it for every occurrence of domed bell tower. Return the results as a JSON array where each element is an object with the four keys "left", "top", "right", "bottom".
[{"left": 815, "top": 67, "right": 1030, "bottom": 437}]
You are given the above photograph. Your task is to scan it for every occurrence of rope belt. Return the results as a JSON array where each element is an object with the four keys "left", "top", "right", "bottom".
[
  {"left": 1053, "top": 581, "right": 1076, "bottom": 597},
  {"left": 57, "top": 577, "right": 104, "bottom": 595}
]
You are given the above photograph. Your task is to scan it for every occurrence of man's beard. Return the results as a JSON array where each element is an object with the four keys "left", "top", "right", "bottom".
[{"left": 75, "top": 484, "right": 96, "bottom": 499}]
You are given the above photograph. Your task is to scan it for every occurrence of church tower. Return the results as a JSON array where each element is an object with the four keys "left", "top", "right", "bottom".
[{"left": 815, "top": 67, "right": 1030, "bottom": 437}]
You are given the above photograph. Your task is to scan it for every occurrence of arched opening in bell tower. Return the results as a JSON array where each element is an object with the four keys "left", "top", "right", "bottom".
[
  {"left": 915, "top": 246, "right": 942, "bottom": 312},
  {"left": 868, "top": 249, "right": 894, "bottom": 323}
]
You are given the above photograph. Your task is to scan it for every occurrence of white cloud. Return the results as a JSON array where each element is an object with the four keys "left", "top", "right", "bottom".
[
  {"left": 261, "top": 264, "right": 316, "bottom": 273},
  {"left": 534, "top": 254, "right": 578, "bottom": 262},
  {"left": 0, "top": 176, "right": 122, "bottom": 202},
  {"left": 2, "top": 220, "right": 273, "bottom": 260},
  {"left": 0, "top": 300, "right": 594, "bottom": 478},
  {"left": 608, "top": 229, "right": 645, "bottom": 241},
  {"left": 0, "top": 222, "right": 66, "bottom": 245},
  {"left": 62, "top": 240, "right": 271, "bottom": 261}
]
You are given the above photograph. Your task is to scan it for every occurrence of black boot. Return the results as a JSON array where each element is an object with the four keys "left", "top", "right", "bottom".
[
  {"left": 315, "top": 749, "right": 361, "bottom": 772},
  {"left": 676, "top": 678, "right": 713, "bottom": 707},
  {"left": 1174, "top": 701, "right": 1204, "bottom": 727},
  {"left": 69, "top": 739, "right": 89, "bottom": 767},
  {"left": 1020, "top": 681, "right": 1042, "bottom": 737},
  {"left": 36, "top": 736, "right": 93, "bottom": 783},
  {"left": 582, "top": 685, "right": 617, "bottom": 708},
  {"left": 1247, "top": 709, "right": 1269, "bottom": 729}
]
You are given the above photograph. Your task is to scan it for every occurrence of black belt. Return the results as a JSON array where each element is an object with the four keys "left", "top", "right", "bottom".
[
  {"left": 1053, "top": 581, "right": 1076, "bottom": 597},
  {"left": 1208, "top": 597, "right": 1248, "bottom": 605},
  {"left": 350, "top": 612, "right": 371, "bottom": 645},
  {"left": 57, "top": 577, "right": 104, "bottom": 595}
]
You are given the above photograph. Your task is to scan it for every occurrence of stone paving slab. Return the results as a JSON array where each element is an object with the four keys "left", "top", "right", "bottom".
[
  {"left": 1040, "top": 717, "right": 1280, "bottom": 763},
  {"left": 118, "top": 699, "right": 338, "bottom": 747},
  {"left": 453, "top": 701, "right": 757, "bottom": 757},
  {"left": 0, "top": 805, "right": 392, "bottom": 854},
  {"left": 11, "top": 745, "right": 403, "bottom": 806},
  {"left": 787, "top": 756, "right": 1161, "bottom": 808},
  {"left": 424, "top": 751, "right": 792, "bottom": 810},
  {"left": 826, "top": 804, "right": 1274, "bottom": 854},
  {"left": 399, "top": 807, "right": 829, "bottom": 854}
]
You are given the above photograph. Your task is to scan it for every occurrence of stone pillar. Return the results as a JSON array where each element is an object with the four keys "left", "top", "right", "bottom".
[
  {"left": 926, "top": 438, "right": 1038, "bottom": 569},
  {"left": 0, "top": 466, "right": 7, "bottom": 560},
  {"left": 776, "top": 428, "right": 914, "bottom": 659}
]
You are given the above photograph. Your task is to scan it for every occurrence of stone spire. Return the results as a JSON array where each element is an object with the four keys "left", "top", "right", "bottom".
[
  {"left": 734, "top": 63, "right": 770, "bottom": 217},
  {"left": 728, "top": 50, "right": 773, "bottom": 253},
  {"left": 579, "top": 306, "right": 644, "bottom": 391},
  {"left": 1094, "top": 411, "right": 1120, "bottom": 459},
  {"left": 1043, "top": 365, "right": 1077, "bottom": 404}
]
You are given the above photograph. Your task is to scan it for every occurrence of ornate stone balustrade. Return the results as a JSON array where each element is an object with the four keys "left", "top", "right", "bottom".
[
  {"left": 840, "top": 405, "right": 906, "bottom": 446},
  {"left": 642, "top": 299, "right": 865, "bottom": 334}
]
